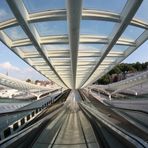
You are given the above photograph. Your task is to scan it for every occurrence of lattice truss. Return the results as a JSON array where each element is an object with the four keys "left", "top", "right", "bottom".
[{"left": 0, "top": 0, "right": 147, "bottom": 89}]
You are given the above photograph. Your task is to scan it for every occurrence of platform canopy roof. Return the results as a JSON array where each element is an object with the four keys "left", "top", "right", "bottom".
[
  {"left": 0, "top": 73, "right": 50, "bottom": 91},
  {"left": 0, "top": 0, "right": 147, "bottom": 89}
]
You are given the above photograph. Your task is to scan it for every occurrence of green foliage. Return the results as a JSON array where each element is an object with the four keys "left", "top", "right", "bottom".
[
  {"left": 133, "top": 62, "right": 142, "bottom": 71},
  {"left": 26, "top": 78, "right": 31, "bottom": 83},
  {"left": 96, "top": 62, "right": 148, "bottom": 84},
  {"left": 109, "top": 67, "right": 121, "bottom": 75},
  {"left": 97, "top": 74, "right": 111, "bottom": 84}
]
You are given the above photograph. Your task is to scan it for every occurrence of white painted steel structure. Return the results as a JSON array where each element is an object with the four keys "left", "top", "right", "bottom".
[
  {"left": 103, "top": 70, "right": 148, "bottom": 94},
  {"left": 0, "top": 0, "right": 147, "bottom": 89},
  {"left": 91, "top": 70, "right": 148, "bottom": 95},
  {"left": 0, "top": 73, "right": 49, "bottom": 91}
]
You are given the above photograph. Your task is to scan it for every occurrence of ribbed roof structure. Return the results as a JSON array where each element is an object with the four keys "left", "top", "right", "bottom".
[{"left": 0, "top": 0, "right": 147, "bottom": 89}]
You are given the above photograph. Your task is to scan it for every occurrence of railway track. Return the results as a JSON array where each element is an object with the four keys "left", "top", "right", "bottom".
[
  {"left": 1, "top": 90, "right": 148, "bottom": 148},
  {"left": 46, "top": 110, "right": 99, "bottom": 148},
  {"left": 80, "top": 103, "right": 148, "bottom": 148},
  {"left": 89, "top": 92, "right": 148, "bottom": 132},
  {"left": 111, "top": 107, "right": 148, "bottom": 132}
]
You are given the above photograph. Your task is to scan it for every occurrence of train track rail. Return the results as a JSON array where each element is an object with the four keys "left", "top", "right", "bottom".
[
  {"left": 0, "top": 90, "right": 70, "bottom": 145},
  {"left": 80, "top": 103, "right": 148, "bottom": 148},
  {"left": 0, "top": 103, "right": 66, "bottom": 148},
  {"left": 1, "top": 90, "right": 148, "bottom": 148}
]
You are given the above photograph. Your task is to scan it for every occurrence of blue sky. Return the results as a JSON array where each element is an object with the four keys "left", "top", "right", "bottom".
[
  {"left": 0, "top": 0, "right": 147, "bottom": 81},
  {"left": 123, "top": 41, "right": 148, "bottom": 63},
  {"left": 0, "top": 42, "right": 47, "bottom": 81}
]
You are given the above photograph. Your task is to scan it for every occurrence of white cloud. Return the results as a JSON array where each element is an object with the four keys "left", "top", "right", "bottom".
[
  {"left": 0, "top": 62, "right": 46, "bottom": 80},
  {"left": 23, "top": 67, "right": 34, "bottom": 72},
  {"left": 14, "top": 67, "right": 46, "bottom": 81},
  {"left": 0, "top": 62, "right": 20, "bottom": 71}
]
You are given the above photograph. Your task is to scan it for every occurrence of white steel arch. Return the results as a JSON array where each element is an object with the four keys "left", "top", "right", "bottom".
[
  {"left": 0, "top": 0, "right": 147, "bottom": 89},
  {"left": 0, "top": 73, "right": 51, "bottom": 91}
]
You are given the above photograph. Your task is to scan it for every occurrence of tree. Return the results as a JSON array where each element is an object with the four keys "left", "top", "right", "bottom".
[
  {"left": 35, "top": 80, "right": 39, "bottom": 84},
  {"left": 97, "top": 74, "right": 110, "bottom": 84},
  {"left": 26, "top": 78, "right": 31, "bottom": 83},
  {"left": 133, "top": 62, "right": 142, "bottom": 71},
  {"left": 109, "top": 66, "right": 121, "bottom": 75},
  {"left": 95, "top": 62, "right": 148, "bottom": 85}
]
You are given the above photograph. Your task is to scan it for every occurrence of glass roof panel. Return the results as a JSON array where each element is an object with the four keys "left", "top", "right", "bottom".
[
  {"left": 134, "top": 0, "right": 148, "bottom": 23},
  {"left": 103, "top": 57, "right": 116, "bottom": 62},
  {"left": 79, "top": 44, "right": 104, "bottom": 51},
  {"left": 83, "top": 0, "right": 127, "bottom": 13},
  {"left": 120, "top": 25, "right": 145, "bottom": 41},
  {"left": 34, "top": 21, "right": 67, "bottom": 36},
  {"left": 30, "top": 58, "right": 45, "bottom": 62},
  {"left": 0, "top": 0, "right": 147, "bottom": 89},
  {"left": 17, "top": 45, "right": 37, "bottom": 52},
  {"left": 23, "top": 0, "right": 65, "bottom": 13},
  {"left": 0, "top": 0, "right": 14, "bottom": 22},
  {"left": 80, "top": 20, "right": 115, "bottom": 36},
  {"left": 4, "top": 26, "right": 28, "bottom": 41},
  {"left": 78, "top": 57, "right": 97, "bottom": 61},
  {"left": 37, "top": 66, "right": 49, "bottom": 69},
  {"left": 111, "top": 45, "right": 128, "bottom": 52},
  {"left": 31, "top": 58, "right": 44, "bottom": 62},
  {"left": 43, "top": 44, "right": 69, "bottom": 50}
]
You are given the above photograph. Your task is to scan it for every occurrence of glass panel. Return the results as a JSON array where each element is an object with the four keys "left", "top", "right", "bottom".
[
  {"left": 79, "top": 44, "right": 104, "bottom": 51},
  {"left": 120, "top": 25, "right": 145, "bottom": 41},
  {"left": 23, "top": 0, "right": 65, "bottom": 13},
  {"left": 78, "top": 57, "right": 97, "bottom": 61},
  {"left": 134, "top": 0, "right": 148, "bottom": 23},
  {"left": 55, "top": 65, "right": 70, "bottom": 69},
  {"left": 103, "top": 57, "right": 116, "bottom": 62},
  {"left": 4, "top": 26, "right": 28, "bottom": 41},
  {"left": 51, "top": 58, "right": 70, "bottom": 62},
  {"left": 78, "top": 51, "right": 100, "bottom": 57},
  {"left": 98, "top": 65, "right": 109, "bottom": 69},
  {"left": 0, "top": 0, "right": 14, "bottom": 22},
  {"left": 83, "top": 0, "right": 127, "bottom": 13},
  {"left": 43, "top": 44, "right": 69, "bottom": 51},
  {"left": 42, "top": 71, "right": 53, "bottom": 74},
  {"left": 34, "top": 21, "right": 67, "bottom": 36},
  {"left": 46, "top": 51, "right": 69, "bottom": 57},
  {"left": 80, "top": 20, "right": 115, "bottom": 36},
  {"left": 111, "top": 45, "right": 128, "bottom": 52},
  {"left": 30, "top": 58, "right": 45, "bottom": 62},
  {"left": 17, "top": 45, "right": 37, "bottom": 53},
  {"left": 37, "top": 66, "right": 50, "bottom": 70}
]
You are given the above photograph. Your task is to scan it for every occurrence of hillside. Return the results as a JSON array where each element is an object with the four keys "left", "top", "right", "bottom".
[{"left": 96, "top": 62, "right": 148, "bottom": 85}]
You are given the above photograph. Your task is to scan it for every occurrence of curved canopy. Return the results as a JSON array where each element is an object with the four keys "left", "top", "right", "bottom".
[
  {"left": 0, "top": 73, "right": 49, "bottom": 91},
  {"left": 0, "top": 0, "right": 147, "bottom": 89}
]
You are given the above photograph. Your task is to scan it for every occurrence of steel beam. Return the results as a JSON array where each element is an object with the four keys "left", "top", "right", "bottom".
[
  {"left": 85, "top": 30, "right": 148, "bottom": 87},
  {"left": 80, "top": 0, "right": 143, "bottom": 88},
  {"left": 1, "top": 9, "right": 147, "bottom": 30},
  {"left": 11, "top": 35, "right": 136, "bottom": 48},
  {"left": 0, "top": 73, "right": 49, "bottom": 91},
  {"left": 7, "top": 0, "right": 68, "bottom": 88},
  {"left": 67, "top": 0, "right": 82, "bottom": 89}
]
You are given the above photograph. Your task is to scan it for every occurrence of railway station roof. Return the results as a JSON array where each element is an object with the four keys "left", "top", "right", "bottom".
[{"left": 0, "top": 0, "right": 147, "bottom": 89}]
